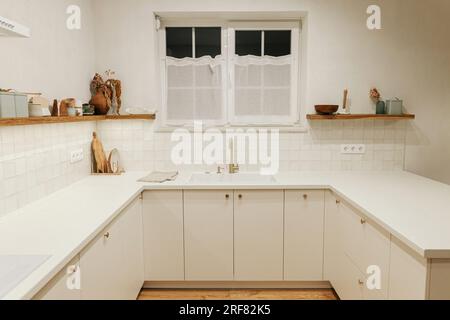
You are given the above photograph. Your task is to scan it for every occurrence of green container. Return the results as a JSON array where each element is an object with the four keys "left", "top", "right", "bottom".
[{"left": 376, "top": 101, "right": 386, "bottom": 114}]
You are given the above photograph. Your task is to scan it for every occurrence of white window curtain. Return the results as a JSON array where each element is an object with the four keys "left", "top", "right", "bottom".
[
  {"left": 165, "top": 55, "right": 226, "bottom": 126},
  {"left": 231, "top": 55, "right": 295, "bottom": 125}
]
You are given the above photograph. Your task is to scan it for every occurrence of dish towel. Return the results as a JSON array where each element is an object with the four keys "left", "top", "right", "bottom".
[{"left": 138, "top": 171, "right": 179, "bottom": 183}]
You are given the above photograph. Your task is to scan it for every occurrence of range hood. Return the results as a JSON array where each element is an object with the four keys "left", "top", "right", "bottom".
[{"left": 0, "top": 15, "right": 30, "bottom": 37}]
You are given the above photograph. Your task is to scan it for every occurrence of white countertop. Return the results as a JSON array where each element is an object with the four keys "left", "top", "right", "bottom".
[{"left": 1, "top": 170, "right": 450, "bottom": 300}]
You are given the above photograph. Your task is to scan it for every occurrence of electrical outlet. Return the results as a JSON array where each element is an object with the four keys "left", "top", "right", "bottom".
[
  {"left": 70, "top": 149, "right": 84, "bottom": 164},
  {"left": 341, "top": 144, "right": 366, "bottom": 154}
]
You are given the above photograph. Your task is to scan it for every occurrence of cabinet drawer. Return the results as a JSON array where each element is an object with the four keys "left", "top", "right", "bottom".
[
  {"left": 334, "top": 254, "right": 365, "bottom": 300},
  {"left": 340, "top": 201, "right": 390, "bottom": 299}
]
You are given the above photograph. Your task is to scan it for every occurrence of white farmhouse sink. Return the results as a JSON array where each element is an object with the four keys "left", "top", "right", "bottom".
[{"left": 189, "top": 173, "right": 277, "bottom": 184}]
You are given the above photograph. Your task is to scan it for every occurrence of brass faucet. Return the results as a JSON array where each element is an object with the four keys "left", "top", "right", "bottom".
[
  {"left": 228, "top": 137, "right": 240, "bottom": 174},
  {"left": 228, "top": 163, "right": 240, "bottom": 174}
]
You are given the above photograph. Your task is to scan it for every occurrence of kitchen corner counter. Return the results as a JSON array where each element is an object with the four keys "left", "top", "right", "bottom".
[{"left": 1, "top": 170, "right": 450, "bottom": 299}]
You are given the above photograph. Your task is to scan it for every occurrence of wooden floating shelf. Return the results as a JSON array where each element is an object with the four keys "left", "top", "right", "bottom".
[
  {"left": 0, "top": 114, "right": 156, "bottom": 127},
  {"left": 307, "top": 114, "right": 415, "bottom": 120}
]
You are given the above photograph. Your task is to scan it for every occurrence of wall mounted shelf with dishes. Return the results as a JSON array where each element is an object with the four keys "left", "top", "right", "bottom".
[
  {"left": 306, "top": 114, "right": 415, "bottom": 121},
  {"left": 0, "top": 114, "right": 156, "bottom": 127}
]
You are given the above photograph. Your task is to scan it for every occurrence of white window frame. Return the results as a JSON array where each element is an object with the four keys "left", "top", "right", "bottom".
[
  {"left": 228, "top": 21, "right": 301, "bottom": 126},
  {"left": 158, "top": 19, "right": 301, "bottom": 129},
  {"left": 159, "top": 21, "right": 229, "bottom": 127}
]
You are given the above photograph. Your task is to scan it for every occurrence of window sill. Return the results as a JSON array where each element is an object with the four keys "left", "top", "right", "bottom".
[{"left": 155, "top": 123, "right": 308, "bottom": 133}]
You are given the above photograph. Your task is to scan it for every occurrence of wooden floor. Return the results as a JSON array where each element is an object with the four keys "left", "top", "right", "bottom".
[{"left": 138, "top": 289, "right": 338, "bottom": 300}]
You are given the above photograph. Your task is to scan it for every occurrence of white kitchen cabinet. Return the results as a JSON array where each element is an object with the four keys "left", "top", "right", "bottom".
[
  {"left": 184, "top": 190, "right": 234, "bottom": 281},
  {"left": 335, "top": 254, "right": 365, "bottom": 300},
  {"left": 143, "top": 191, "right": 184, "bottom": 281},
  {"left": 340, "top": 201, "right": 390, "bottom": 299},
  {"left": 121, "top": 198, "right": 144, "bottom": 298},
  {"left": 234, "top": 190, "right": 284, "bottom": 281},
  {"left": 284, "top": 190, "right": 324, "bottom": 281},
  {"left": 80, "top": 213, "right": 125, "bottom": 300},
  {"left": 429, "top": 260, "right": 450, "bottom": 300},
  {"left": 324, "top": 192, "right": 390, "bottom": 300},
  {"left": 389, "top": 237, "right": 428, "bottom": 300},
  {"left": 33, "top": 256, "right": 81, "bottom": 300},
  {"left": 324, "top": 191, "right": 343, "bottom": 286},
  {"left": 80, "top": 198, "right": 143, "bottom": 300}
]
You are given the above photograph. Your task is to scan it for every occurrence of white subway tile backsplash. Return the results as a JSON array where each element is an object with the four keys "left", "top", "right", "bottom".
[
  {"left": 96, "top": 119, "right": 407, "bottom": 175},
  {"left": 0, "top": 118, "right": 408, "bottom": 218},
  {"left": 0, "top": 122, "right": 95, "bottom": 218}
]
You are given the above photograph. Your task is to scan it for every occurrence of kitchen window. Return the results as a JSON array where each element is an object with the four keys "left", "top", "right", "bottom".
[{"left": 159, "top": 21, "right": 301, "bottom": 127}]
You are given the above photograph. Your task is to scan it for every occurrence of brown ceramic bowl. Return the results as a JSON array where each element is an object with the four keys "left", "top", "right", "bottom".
[{"left": 315, "top": 105, "right": 339, "bottom": 115}]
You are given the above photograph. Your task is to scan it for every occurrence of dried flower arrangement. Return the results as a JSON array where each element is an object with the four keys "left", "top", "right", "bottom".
[
  {"left": 89, "top": 70, "right": 122, "bottom": 115},
  {"left": 370, "top": 88, "right": 381, "bottom": 102}
]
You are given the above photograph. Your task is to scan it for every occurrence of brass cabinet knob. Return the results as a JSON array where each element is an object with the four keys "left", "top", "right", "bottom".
[
  {"left": 225, "top": 194, "right": 230, "bottom": 199},
  {"left": 303, "top": 194, "right": 308, "bottom": 200},
  {"left": 336, "top": 199, "right": 341, "bottom": 204},
  {"left": 238, "top": 194, "right": 243, "bottom": 199},
  {"left": 360, "top": 218, "right": 367, "bottom": 225},
  {"left": 67, "top": 265, "right": 78, "bottom": 275},
  {"left": 104, "top": 232, "right": 110, "bottom": 239},
  {"left": 358, "top": 279, "right": 364, "bottom": 286}
]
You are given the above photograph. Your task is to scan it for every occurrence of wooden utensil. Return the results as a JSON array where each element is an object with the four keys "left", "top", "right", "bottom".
[
  {"left": 342, "top": 89, "right": 349, "bottom": 114},
  {"left": 51, "top": 99, "right": 59, "bottom": 116},
  {"left": 91, "top": 132, "right": 109, "bottom": 173}
]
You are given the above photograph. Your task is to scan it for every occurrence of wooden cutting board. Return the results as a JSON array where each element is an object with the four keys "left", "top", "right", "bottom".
[{"left": 91, "top": 132, "right": 109, "bottom": 173}]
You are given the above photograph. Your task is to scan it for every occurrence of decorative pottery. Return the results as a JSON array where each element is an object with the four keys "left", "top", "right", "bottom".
[
  {"left": 315, "top": 105, "right": 339, "bottom": 115},
  {"left": 90, "top": 91, "right": 110, "bottom": 115}
]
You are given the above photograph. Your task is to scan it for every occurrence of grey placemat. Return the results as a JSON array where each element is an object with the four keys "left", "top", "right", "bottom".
[{"left": 138, "top": 171, "right": 179, "bottom": 183}]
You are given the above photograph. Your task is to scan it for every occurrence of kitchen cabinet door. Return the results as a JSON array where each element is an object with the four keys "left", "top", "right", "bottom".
[
  {"left": 389, "top": 237, "right": 428, "bottom": 300},
  {"left": 184, "top": 190, "right": 234, "bottom": 281},
  {"left": 143, "top": 191, "right": 184, "bottom": 281},
  {"left": 33, "top": 256, "right": 81, "bottom": 300},
  {"left": 324, "top": 191, "right": 344, "bottom": 286},
  {"left": 121, "top": 198, "right": 144, "bottom": 299},
  {"left": 80, "top": 214, "right": 125, "bottom": 300},
  {"left": 336, "top": 254, "right": 365, "bottom": 300},
  {"left": 340, "top": 201, "right": 390, "bottom": 300},
  {"left": 284, "top": 190, "right": 325, "bottom": 281},
  {"left": 234, "top": 190, "right": 284, "bottom": 281}
]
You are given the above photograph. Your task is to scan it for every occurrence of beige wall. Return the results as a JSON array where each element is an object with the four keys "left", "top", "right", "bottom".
[
  {"left": 0, "top": 0, "right": 96, "bottom": 102},
  {"left": 92, "top": 0, "right": 450, "bottom": 184},
  {"left": 0, "top": 0, "right": 97, "bottom": 217},
  {"left": 1, "top": 0, "right": 449, "bottom": 184}
]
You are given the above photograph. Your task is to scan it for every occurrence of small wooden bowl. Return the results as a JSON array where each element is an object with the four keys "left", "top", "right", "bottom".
[{"left": 315, "top": 105, "right": 339, "bottom": 115}]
